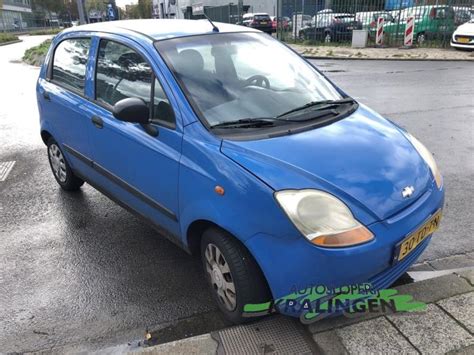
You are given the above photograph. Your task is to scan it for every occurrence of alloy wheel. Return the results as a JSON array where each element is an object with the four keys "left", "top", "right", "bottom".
[
  {"left": 48, "top": 144, "right": 67, "bottom": 183},
  {"left": 204, "top": 243, "right": 237, "bottom": 311}
]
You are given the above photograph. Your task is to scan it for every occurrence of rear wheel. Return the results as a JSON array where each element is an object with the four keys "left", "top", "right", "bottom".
[
  {"left": 201, "top": 227, "right": 271, "bottom": 324},
  {"left": 416, "top": 32, "right": 426, "bottom": 45},
  {"left": 47, "top": 137, "right": 84, "bottom": 191}
]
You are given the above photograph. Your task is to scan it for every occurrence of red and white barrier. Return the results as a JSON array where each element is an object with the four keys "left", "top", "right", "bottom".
[
  {"left": 375, "top": 17, "right": 384, "bottom": 46},
  {"left": 404, "top": 16, "right": 415, "bottom": 47}
]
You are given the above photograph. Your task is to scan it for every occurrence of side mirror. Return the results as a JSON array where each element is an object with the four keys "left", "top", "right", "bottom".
[{"left": 113, "top": 97, "right": 149, "bottom": 124}]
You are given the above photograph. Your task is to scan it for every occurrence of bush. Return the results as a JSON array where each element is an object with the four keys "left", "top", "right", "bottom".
[
  {"left": 28, "top": 28, "right": 62, "bottom": 36},
  {"left": 0, "top": 33, "right": 19, "bottom": 44},
  {"left": 23, "top": 39, "right": 52, "bottom": 66}
]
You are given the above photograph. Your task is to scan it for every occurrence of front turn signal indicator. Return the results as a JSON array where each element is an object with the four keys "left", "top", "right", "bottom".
[{"left": 310, "top": 226, "right": 374, "bottom": 247}]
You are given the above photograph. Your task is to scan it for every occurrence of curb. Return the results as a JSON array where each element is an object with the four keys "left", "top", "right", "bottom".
[
  {"left": 302, "top": 55, "right": 474, "bottom": 62},
  {"left": 120, "top": 268, "right": 474, "bottom": 354},
  {"left": 0, "top": 39, "right": 22, "bottom": 47}
]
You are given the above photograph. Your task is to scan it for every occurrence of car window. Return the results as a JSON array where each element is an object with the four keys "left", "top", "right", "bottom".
[
  {"left": 95, "top": 39, "right": 174, "bottom": 125},
  {"left": 156, "top": 33, "right": 342, "bottom": 126},
  {"left": 152, "top": 78, "right": 174, "bottom": 124},
  {"left": 96, "top": 40, "right": 152, "bottom": 107},
  {"left": 52, "top": 38, "right": 90, "bottom": 93}
]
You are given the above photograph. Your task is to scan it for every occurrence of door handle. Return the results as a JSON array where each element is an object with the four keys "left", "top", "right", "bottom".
[
  {"left": 43, "top": 91, "right": 51, "bottom": 101},
  {"left": 91, "top": 115, "right": 104, "bottom": 129}
]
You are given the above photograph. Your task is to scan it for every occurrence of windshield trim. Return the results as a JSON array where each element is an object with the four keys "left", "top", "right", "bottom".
[{"left": 153, "top": 32, "right": 350, "bottom": 138}]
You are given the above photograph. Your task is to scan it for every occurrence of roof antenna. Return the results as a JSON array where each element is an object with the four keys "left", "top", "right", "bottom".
[{"left": 203, "top": 13, "right": 219, "bottom": 32}]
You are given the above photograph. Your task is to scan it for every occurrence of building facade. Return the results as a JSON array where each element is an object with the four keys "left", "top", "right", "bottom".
[
  {"left": 155, "top": 0, "right": 277, "bottom": 20},
  {"left": 0, "top": 0, "right": 33, "bottom": 31}
]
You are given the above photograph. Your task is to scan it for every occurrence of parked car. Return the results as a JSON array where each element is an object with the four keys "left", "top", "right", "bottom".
[
  {"left": 270, "top": 16, "right": 289, "bottom": 32},
  {"left": 453, "top": 6, "right": 473, "bottom": 26},
  {"left": 242, "top": 13, "right": 272, "bottom": 34},
  {"left": 384, "top": 5, "right": 455, "bottom": 44},
  {"left": 356, "top": 11, "right": 395, "bottom": 29},
  {"left": 451, "top": 19, "right": 474, "bottom": 50},
  {"left": 289, "top": 14, "right": 312, "bottom": 31},
  {"left": 300, "top": 14, "right": 362, "bottom": 42},
  {"left": 37, "top": 19, "right": 444, "bottom": 323}
]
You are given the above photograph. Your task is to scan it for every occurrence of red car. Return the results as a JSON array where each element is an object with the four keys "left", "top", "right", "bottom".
[{"left": 271, "top": 16, "right": 290, "bottom": 32}]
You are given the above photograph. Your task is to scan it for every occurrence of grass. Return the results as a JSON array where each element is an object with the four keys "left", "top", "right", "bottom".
[
  {"left": 23, "top": 39, "right": 52, "bottom": 66},
  {"left": 0, "top": 33, "right": 19, "bottom": 44}
]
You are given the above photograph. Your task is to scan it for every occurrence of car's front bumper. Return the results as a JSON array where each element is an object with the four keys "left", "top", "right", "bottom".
[
  {"left": 451, "top": 40, "right": 474, "bottom": 49},
  {"left": 245, "top": 185, "right": 444, "bottom": 311}
]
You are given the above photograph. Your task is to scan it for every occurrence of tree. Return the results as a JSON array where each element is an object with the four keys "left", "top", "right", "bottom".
[
  {"left": 86, "top": 0, "right": 107, "bottom": 12},
  {"left": 137, "top": 0, "right": 152, "bottom": 19}
]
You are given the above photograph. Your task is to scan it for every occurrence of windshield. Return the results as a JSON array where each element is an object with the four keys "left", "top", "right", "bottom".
[{"left": 155, "top": 33, "right": 343, "bottom": 127}]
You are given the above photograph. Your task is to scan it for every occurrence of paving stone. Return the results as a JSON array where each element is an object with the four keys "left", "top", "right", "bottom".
[
  {"left": 335, "top": 317, "right": 417, "bottom": 354},
  {"left": 409, "top": 262, "right": 435, "bottom": 271},
  {"left": 394, "top": 273, "right": 473, "bottom": 304},
  {"left": 308, "top": 312, "right": 381, "bottom": 334},
  {"left": 438, "top": 293, "right": 474, "bottom": 333},
  {"left": 458, "top": 269, "right": 474, "bottom": 286},
  {"left": 429, "top": 254, "right": 474, "bottom": 270},
  {"left": 388, "top": 303, "right": 474, "bottom": 354},
  {"left": 312, "top": 329, "right": 348, "bottom": 355},
  {"left": 446, "top": 344, "right": 474, "bottom": 355}
]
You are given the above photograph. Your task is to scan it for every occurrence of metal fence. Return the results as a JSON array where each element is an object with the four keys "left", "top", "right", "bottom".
[{"left": 275, "top": 0, "right": 473, "bottom": 47}]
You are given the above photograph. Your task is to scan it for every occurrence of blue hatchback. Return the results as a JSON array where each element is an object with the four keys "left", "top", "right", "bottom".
[{"left": 37, "top": 19, "right": 444, "bottom": 323}]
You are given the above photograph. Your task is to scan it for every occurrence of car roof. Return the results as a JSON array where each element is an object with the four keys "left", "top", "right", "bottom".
[{"left": 61, "top": 19, "right": 259, "bottom": 41}]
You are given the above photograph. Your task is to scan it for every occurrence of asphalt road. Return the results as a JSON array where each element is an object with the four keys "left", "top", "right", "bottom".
[{"left": 0, "top": 36, "right": 473, "bottom": 352}]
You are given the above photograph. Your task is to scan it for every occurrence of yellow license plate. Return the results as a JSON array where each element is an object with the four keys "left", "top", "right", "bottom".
[
  {"left": 396, "top": 210, "right": 442, "bottom": 262},
  {"left": 458, "top": 37, "right": 470, "bottom": 43}
]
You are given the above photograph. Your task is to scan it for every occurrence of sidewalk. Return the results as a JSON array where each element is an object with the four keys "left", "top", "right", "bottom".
[
  {"left": 130, "top": 267, "right": 473, "bottom": 354},
  {"left": 289, "top": 44, "right": 474, "bottom": 61}
]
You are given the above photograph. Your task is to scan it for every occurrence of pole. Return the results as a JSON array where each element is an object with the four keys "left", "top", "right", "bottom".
[
  {"left": 238, "top": 0, "right": 243, "bottom": 23},
  {"left": 1, "top": 11, "right": 6, "bottom": 33},
  {"left": 77, "top": 0, "right": 87, "bottom": 24},
  {"left": 277, "top": 0, "right": 282, "bottom": 40}
]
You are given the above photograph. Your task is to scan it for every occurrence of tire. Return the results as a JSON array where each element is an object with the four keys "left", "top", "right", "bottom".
[
  {"left": 47, "top": 137, "right": 84, "bottom": 191},
  {"left": 416, "top": 32, "right": 426, "bottom": 45},
  {"left": 201, "top": 227, "right": 271, "bottom": 324}
]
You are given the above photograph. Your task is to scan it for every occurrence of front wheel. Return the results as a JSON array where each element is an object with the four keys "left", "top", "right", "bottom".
[
  {"left": 201, "top": 227, "right": 271, "bottom": 324},
  {"left": 47, "top": 137, "right": 84, "bottom": 191}
]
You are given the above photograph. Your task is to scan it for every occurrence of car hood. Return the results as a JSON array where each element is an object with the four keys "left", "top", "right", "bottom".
[
  {"left": 221, "top": 105, "right": 432, "bottom": 222},
  {"left": 455, "top": 22, "right": 474, "bottom": 35}
]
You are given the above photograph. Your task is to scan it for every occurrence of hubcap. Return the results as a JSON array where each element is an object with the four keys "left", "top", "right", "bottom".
[
  {"left": 48, "top": 144, "right": 67, "bottom": 183},
  {"left": 204, "top": 243, "right": 237, "bottom": 311}
]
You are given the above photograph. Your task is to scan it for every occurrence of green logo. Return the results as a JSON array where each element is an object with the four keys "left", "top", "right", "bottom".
[{"left": 244, "top": 283, "right": 426, "bottom": 324}]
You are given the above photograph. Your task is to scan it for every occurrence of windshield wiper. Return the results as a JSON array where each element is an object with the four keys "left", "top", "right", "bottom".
[
  {"left": 210, "top": 118, "right": 282, "bottom": 129},
  {"left": 277, "top": 97, "right": 356, "bottom": 119}
]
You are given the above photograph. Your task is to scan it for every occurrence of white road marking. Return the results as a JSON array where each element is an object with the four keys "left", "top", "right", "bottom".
[{"left": 0, "top": 161, "right": 16, "bottom": 181}]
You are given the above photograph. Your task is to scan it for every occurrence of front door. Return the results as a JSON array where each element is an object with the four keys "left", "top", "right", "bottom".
[{"left": 86, "top": 37, "right": 183, "bottom": 236}]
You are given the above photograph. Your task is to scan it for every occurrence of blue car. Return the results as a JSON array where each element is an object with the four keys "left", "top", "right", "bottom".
[{"left": 37, "top": 19, "right": 444, "bottom": 323}]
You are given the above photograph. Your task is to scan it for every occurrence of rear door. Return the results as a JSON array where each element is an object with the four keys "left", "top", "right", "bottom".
[
  {"left": 38, "top": 37, "right": 94, "bottom": 175},
  {"left": 86, "top": 35, "right": 183, "bottom": 235}
]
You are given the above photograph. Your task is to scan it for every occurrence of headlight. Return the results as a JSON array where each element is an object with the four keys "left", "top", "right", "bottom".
[
  {"left": 406, "top": 133, "right": 442, "bottom": 189},
  {"left": 275, "top": 190, "right": 374, "bottom": 247}
]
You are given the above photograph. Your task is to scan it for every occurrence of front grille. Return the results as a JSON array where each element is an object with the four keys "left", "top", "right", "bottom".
[{"left": 454, "top": 35, "right": 474, "bottom": 43}]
